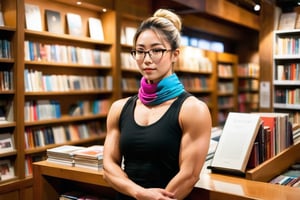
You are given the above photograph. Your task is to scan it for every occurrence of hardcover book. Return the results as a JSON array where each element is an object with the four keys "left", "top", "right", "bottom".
[
  {"left": 66, "top": 13, "right": 83, "bottom": 36},
  {"left": 25, "top": 3, "right": 42, "bottom": 31},
  {"left": 88, "top": 17, "right": 104, "bottom": 41},
  {"left": 0, "top": 11, "right": 4, "bottom": 26},
  {"left": 278, "top": 12, "right": 297, "bottom": 30},
  {"left": 45, "top": 9, "right": 63, "bottom": 34},
  {"left": 210, "top": 112, "right": 262, "bottom": 175},
  {"left": 0, "top": 159, "right": 15, "bottom": 180},
  {"left": 0, "top": 133, "right": 14, "bottom": 153}
]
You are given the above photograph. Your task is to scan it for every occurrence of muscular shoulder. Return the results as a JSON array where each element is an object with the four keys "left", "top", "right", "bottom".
[
  {"left": 106, "top": 97, "right": 131, "bottom": 125},
  {"left": 179, "top": 95, "right": 211, "bottom": 131},
  {"left": 109, "top": 97, "right": 131, "bottom": 115},
  {"left": 182, "top": 95, "right": 209, "bottom": 114}
]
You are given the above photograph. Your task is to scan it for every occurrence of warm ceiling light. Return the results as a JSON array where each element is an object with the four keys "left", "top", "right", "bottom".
[
  {"left": 102, "top": 8, "right": 107, "bottom": 12},
  {"left": 76, "top": 1, "right": 82, "bottom": 5},
  {"left": 254, "top": 3, "right": 260, "bottom": 11}
]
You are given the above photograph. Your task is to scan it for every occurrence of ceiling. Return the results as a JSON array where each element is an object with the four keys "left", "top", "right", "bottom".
[{"left": 227, "top": 0, "right": 300, "bottom": 14}]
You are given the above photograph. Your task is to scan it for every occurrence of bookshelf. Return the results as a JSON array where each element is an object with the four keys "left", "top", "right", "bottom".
[
  {"left": 0, "top": 0, "right": 18, "bottom": 186},
  {"left": 273, "top": 29, "right": 300, "bottom": 125},
  {"left": 0, "top": 0, "right": 116, "bottom": 198},
  {"left": 237, "top": 63, "right": 260, "bottom": 113},
  {"left": 216, "top": 52, "right": 238, "bottom": 125},
  {"left": 22, "top": 0, "right": 115, "bottom": 175}
]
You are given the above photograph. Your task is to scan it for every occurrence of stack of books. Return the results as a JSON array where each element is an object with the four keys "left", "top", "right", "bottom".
[
  {"left": 73, "top": 145, "right": 104, "bottom": 171},
  {"left": 269, "top": 162, "right": 300, "bottom": 187},
  {"left": 47, "top": 145, "right": 86, "bottom": 166}
]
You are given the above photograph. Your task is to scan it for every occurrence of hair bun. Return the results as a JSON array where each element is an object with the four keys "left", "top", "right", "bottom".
[{"left": 153, "top": 9, "right": 182, "bottom": 32}]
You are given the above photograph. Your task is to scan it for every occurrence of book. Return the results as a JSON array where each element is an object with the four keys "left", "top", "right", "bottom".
[
  {"left": 295, "top": 14, "right": 300, "bottom": 29},
  {"left": 0, "top": 133, "right": 14, "bottom": 153},
  {"left": 88, "top": 17, "right": 104, "bottom": 41},
  {"left": 278, "top": 12, "right": 297, "bottom": 30},
  {"left": 0, "top": 100, "right": 14, "bottom": 122},
  {"left": 25, "top": 3, "right": 42, "bottom": 31},
  {"left": 46, "top": 145, "right": 85, "bottom": 166},
  {"left": 210, "top": 112, "right": 262, "bottom": 175},
  {"left": 0, "top": 159, "right": 15, "bottom": 180},
  {"left": 124, "top": 26, "right": 137, "bottom": 45},
  {"left": 73, "top": 145, "right": 104, "bottom": 160},
  {"left": 66, "top": 13, "right": 83, "bottom": 36},
  {"left": 73, "top": 145, "right": 104, "bottom": 170},
  {"left": 45, "top": 9, "right": 63, "bottom": 34},
  {"left": 0, "top": 11, "right": 4, "bottom": 26}
]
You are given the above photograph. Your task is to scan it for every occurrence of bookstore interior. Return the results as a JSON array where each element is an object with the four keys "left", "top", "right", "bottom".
[{"left": 0, "top": 0, "right": 299, "bottom": 199}]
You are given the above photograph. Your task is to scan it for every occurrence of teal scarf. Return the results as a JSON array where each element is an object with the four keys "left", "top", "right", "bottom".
[{"left": 138, "top": 73, "right": 185, "bottom": 106}]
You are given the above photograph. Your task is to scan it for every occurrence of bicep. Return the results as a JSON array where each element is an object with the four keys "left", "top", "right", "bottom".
[
  {"left": 179, "top": 98, "right": 212, "bottom": 172},
  {"left": 103, "top": 99, "right": 127, "bottom": 166}
]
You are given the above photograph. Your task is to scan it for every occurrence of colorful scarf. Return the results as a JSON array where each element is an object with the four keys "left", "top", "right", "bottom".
[{"left": 138, "top": 73, "right": 185, "bottom": 106}]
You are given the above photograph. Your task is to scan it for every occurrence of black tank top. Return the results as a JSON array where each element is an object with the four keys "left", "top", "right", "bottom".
[{"left": 119, "top": 92, "right": 191, "bottom": 193}]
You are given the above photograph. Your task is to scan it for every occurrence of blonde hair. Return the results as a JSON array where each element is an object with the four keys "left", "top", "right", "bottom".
[{"left": 133, "top": 9, "right": 182, "bottom": 50}]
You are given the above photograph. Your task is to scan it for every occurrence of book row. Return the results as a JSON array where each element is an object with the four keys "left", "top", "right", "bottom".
[
  {"left": 238, "top": 79, "right": 259, "bottom": 91},
  {"left": 0, "top": 39, "right": 11, "bottom": 59},
  {"left": 276, "top": 63, "right": 300, "bottom": 81},
  {"left": 180, "top": 76, "right": 210, "bottom": 90},
  {"left": 275, "top": 36, "right": 300, "bottom": 55},
  {"left": 24, "top": 41, "right": 111, "bottom": 66},
  {"left": 269, "top": 163, "right": 300, "bottom": 188},
  {"left": 121, "top": 52, "right": 138, "bottom": 70},
  {"left": 24, "top": 69, "right": 113, "bottom": 92},
  {"left": 178, "top": 46, "right": 213, "bottom": 72},
  {"left": 24, "top": 99, "right": 110, "bottom": 122},
  {"left": 24, "top": 121, "right": 105, "bottom": 149},
  {"left": 238, "top": 93, "right": 259, "bottom": 103},
  {"left": 217, "top": 96, "right": 234, "bottom": 108},
  {"left": 0, "top": 70, "right": 13, "bottom": 91},
  {"left": 218, "top": 82, "right": 234, "bottom": 93},
  {"left": 121, "top": 78, "right": 140, "bottom": 91},
  {"left": 218, "top": 64, "right": 234, "bottom": 78},
  {"left": 237, "top": 63, "right": 260, "bottom": 78},
  {"left": 275, "top": 88, "right": 300, "bottom": 105}
]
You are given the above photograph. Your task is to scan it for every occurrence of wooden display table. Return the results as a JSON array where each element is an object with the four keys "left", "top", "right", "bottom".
[{"left": 33, "top": 161, "right": 300, "bottom": 200}]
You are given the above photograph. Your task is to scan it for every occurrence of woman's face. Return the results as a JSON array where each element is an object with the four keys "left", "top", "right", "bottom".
[{"left": 134, "top": 29, "right": 179, "bottom": 83}]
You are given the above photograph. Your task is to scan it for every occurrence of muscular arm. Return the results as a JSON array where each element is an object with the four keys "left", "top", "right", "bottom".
[
  {"left": 103, "top": 98, "right": 142, "bottom": 196},
  {"left": 165, "top": 96, "right": 212, "bottom": 200}
]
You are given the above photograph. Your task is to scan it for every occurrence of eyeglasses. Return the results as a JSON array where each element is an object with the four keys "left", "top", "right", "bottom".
[{"left": 131, "top": 48, "right": 172, "bottom": 62}]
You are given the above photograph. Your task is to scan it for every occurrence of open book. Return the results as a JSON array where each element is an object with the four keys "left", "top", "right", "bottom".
[{"left": 210, "top": 112, "right": 262, "bottom": 175}]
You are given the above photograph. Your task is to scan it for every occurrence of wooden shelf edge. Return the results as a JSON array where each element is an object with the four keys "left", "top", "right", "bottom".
[{"left": 245, "top": 142, "right": 300, "bottom": 182}]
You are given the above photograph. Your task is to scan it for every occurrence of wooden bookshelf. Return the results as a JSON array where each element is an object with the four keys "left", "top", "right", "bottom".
[
  {"left": 0, "top": 0, "right": 18, "bottom": 189},
  {"left": 273, "top": 29, "right": 300, "bottom": 125},
  {"left": 216, "top": 52, "right": 238, "bottom": 125},
  {"left": 237, "top": 63, "right": 260, "bottom": 113}
]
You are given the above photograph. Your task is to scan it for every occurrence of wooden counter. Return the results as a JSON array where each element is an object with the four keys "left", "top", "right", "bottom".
[{"left": 33, "top": 161, "right": 300, "bottom": 200}]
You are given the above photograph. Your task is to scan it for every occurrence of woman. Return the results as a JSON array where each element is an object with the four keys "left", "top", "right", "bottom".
[{"left": 103, "top": 8, "right": 212, "bottom": 200}]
